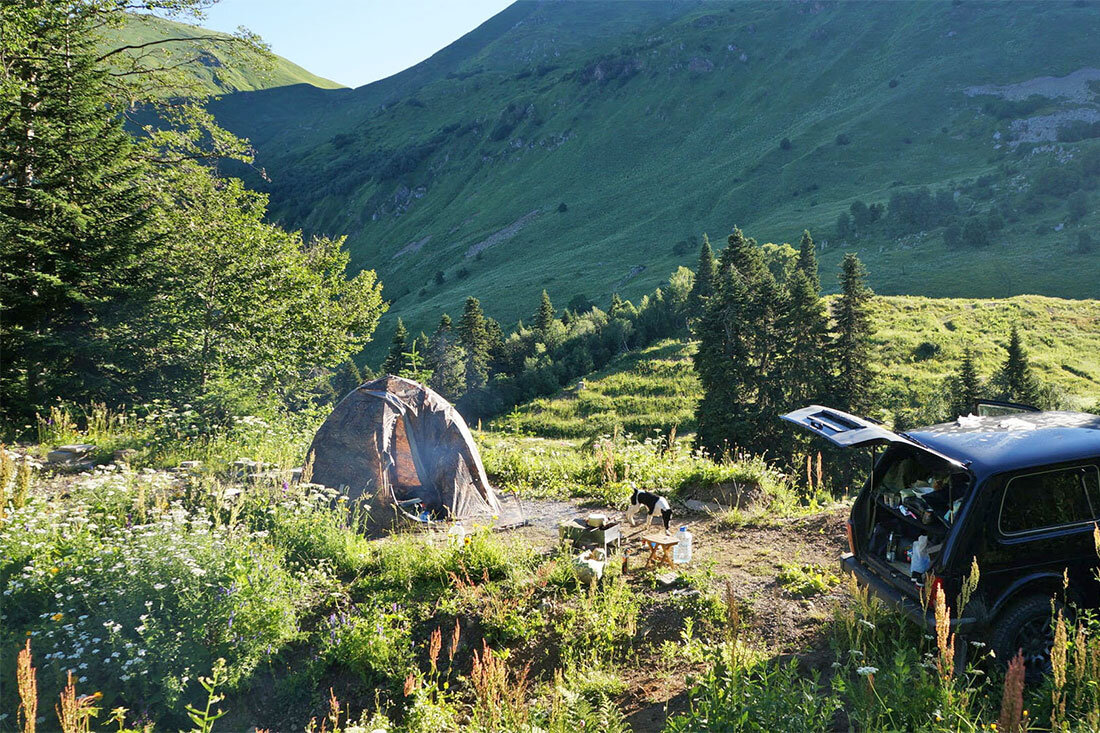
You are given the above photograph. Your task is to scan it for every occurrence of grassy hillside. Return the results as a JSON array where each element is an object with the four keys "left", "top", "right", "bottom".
[
  {"left": 198, "top": 1, "right": 1100, "bottom": 361},
  {"left": 104, "top": 14, "right": 343, "bottom": 95},
  {"left": 498, "top": 295, "right": 1100, "bottom": 437}
]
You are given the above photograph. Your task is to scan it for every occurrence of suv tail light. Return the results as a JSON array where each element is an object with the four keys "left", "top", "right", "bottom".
[
  {"left": 923, "top": 575, "right": 944, "bottom": 610},
  {"left": 845, "top": 519, "right": 856, "bottom": 554}
]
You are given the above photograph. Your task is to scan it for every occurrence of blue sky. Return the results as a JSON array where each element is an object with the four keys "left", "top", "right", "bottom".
[{"left": 198, "top": 0, "right": 515, "bottom": 89}]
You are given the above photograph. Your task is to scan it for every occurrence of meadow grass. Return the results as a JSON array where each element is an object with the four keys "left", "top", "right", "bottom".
[{"left": 497, "top": 295, "right": 1100, "bottom": 439}]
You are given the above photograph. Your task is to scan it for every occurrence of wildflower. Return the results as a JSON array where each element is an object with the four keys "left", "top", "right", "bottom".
[
  {"left": 849, "top": 649, "right": 863, "bottom": 658},
  {"left": 51, "top": 613, "right": 64, "bottom": 622},
  {"left": 856, "top": 666, "right": 878, "bottom": 676},
  {"left": 858, "top": 619, "right": 875, "bottom": 630}
]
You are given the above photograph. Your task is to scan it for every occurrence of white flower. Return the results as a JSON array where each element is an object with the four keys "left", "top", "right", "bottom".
[
  {"left": 153, "top": 583, "right": 167, "bottom": 590},
  {"left": 856, "top": 666, "right": 878, "bottom": 677},
  {"left": 858, "top": 619, "right": 875, "bottom": 630},
  {"left": 849, "top": 649, "right": 864, "bottom": 658}
]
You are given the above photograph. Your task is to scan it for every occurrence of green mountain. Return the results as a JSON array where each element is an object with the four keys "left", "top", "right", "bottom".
[
  {"left": 105, "top": 14, "right": 343, "bottom": 95},
  {"left": 201, "top": 1, "right": 1100, "bottom": 360}
]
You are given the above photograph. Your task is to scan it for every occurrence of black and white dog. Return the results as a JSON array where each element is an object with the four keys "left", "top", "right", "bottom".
[{"left": 625, "top": 487, "right": 672, "bottom": 534}]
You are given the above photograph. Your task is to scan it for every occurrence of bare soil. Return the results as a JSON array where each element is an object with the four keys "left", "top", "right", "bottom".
[{"left": 512, "top": 500, "right": 851, "bottom": 731}]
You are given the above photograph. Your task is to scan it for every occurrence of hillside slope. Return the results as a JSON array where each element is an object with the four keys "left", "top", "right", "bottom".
[
  {"left": 499, "top": 295, "right": 1100, "bottom": 438},
  {"left": 200, "top": 1, "right": 1100, "bottom": 358},
  {"left": 105, "top": 14, "right": 343, "bottom": 95}
]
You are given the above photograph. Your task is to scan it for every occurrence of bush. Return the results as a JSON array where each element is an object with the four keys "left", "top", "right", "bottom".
[
  {"left": 1036, "top": 166, "right": 1082, "bottom": 196},
  {"left": 836, "top": 133, "right": 852, "bottom": 145},
  {"left": 780, "top": 137, "right": 792, "bottom": 150},
  {"left": 0, "top": 472, "right": 306, "bottom": 717}
]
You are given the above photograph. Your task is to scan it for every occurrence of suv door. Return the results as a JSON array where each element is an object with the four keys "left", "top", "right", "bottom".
[{"left": 983, "top": 463, "right": 1100, "bottom": 613}]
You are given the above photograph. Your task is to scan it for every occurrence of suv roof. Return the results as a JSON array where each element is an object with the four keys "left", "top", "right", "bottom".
[{"left": 908, "top": 411, "right": 1100, "bottom": 476}]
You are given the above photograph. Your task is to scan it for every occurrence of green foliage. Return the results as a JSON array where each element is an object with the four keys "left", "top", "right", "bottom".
[
  {"left": 831, "top": 253, "right": 876, "bottom": 415},
  {"left": 0, "top": 470, "right": 307, "bottom": 717},
  {"left": 776, "top": 561, "right": 839, "bottom": 598},
  {"left": 949, "top": 348, "right": 984, "bottom": 418},
  {"left": 666, "top": 643, "right": 839, "bottom": 732},
  {"left": 993, "top": 324, "right": 1043, "bottom": 406},
  {"left": 382, "top": 319, "right": 410, "bottom": 376}
]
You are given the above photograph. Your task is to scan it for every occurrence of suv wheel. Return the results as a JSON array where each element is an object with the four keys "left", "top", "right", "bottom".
[{"left": 989, "top": 595, "right": 1064, "bottom": 683}]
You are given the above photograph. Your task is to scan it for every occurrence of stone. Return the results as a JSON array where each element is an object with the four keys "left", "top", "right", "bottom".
[
  {"left": 113, "top": 449, "right": 137, "bottom": 462},
  {"left": 656, "top": 571, "right": 680, "bottom": 587},
  {"left": 684, "top": 499, "right": 724, "bottom": 513},
  {"left": 57, "top": 444, "right": 96, "bottom": 454},
  {"left": 179, "top": 460, "right": 202, "bottom": 471}
]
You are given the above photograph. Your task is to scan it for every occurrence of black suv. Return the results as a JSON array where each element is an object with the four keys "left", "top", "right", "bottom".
[{"left": 784, "top": 403, "right": 1100, "bottom": 675}]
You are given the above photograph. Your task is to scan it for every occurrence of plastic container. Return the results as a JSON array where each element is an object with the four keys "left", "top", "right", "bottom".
[
  {"left": 672, "top": 526, "right": 693, "bottom": 564},
  {"left": 447, "top": 522, "right": 466, "bottom": 546}
]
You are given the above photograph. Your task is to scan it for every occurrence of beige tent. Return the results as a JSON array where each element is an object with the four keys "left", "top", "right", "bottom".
[{"left": 307, "top": 375, "right": 503, "bottom": 521}]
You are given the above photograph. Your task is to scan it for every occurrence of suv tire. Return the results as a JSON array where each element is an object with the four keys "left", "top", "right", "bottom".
[{"left": 989, "top": 594, "right": 1064, "bottom": 683}]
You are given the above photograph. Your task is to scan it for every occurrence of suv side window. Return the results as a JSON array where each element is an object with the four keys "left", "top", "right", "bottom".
[{"left": 999, "top": 465, "right": 1100, "bottom": 536}]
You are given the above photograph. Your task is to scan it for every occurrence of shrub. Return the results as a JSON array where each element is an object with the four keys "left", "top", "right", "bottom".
[
  {"left": 836, "top": 133, "right": 852, "bottom": 145},
  {"left": 0, "top": 474, "right": 305, "bottom": 717},
  {"left": 780, "top": 137, "right": 792, "bottom": 150},
  {"left": 1036, "top": 167, "right": 1082, "bottom": 196}
]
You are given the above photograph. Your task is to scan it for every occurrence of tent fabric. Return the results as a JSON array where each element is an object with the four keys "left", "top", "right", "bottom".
[{"left": 307, "top": 375, "right": 502, "bottom": 521}]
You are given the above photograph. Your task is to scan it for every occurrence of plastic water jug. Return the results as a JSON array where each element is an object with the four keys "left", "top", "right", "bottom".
[
  {"left": 673, "top": 526, "right": 693, "bottom": 564},
  {"left": 447, "top": 523, "right": 466, "bottom": 546}
]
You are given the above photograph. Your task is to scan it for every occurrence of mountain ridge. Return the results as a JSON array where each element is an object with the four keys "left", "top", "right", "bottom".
[{"left": 195, "top": 1, "right": 1099, "bottom": 360}]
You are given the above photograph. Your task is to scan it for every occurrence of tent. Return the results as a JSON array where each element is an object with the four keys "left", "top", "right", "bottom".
[{"left": 306, "top": 375, "right": 505, "bottom": 523}]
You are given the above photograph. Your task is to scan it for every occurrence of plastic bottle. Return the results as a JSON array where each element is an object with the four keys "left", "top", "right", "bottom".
[
  {"left": 447, "top": 522, "right": 466, "bottom": 547},
  {"left": 673, "top": 526, "right": 693, "bottom": 564},
  {"left": 885, "top": 532, "right": 896, "bottom": 562}
]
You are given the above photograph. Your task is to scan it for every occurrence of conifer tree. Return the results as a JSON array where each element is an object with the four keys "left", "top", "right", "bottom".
[
  {"left": 427, "top": 314, "right": 466, "bottom": 399},
  {"left": 535, "top": 289, "right": 555, "bottom": 335},
  {"left": 458, "top": 297, "right": 490, "bottom": 391},
  {"left": 831, "top": 253, "right": 875, "bottom": 415},
  {"left": 796, "top": 230, "right": 820, "bottom": 292},
  {"left": 609, "top": 293, "right": 625, "bottom": 319},
  {"left": 949, "top": 348, "right": 983, "bottom": 417},
  {"left": 1, "top": 4, "right": 151, "bottom": 413},
  {"left": 993, "top": 325, "right": 1042, "bottom": 406},
  {"left": 688, "top": 234, "right": 717, "bottom": 319},
  {"left": 382, "top": 319, "right": 409, "bottom": 375},
  {"left": 693, "top": 269, "right": 754, "bottom": 456},
  {"left": 782, "top": 270, "right": 831, "bottom": 408},
  {"left": 330, "top": 359, "right": 363, "bottom": 398}
]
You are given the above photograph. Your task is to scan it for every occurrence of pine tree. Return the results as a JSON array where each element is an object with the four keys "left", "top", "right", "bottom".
[
  {"left": 458, "top": 297, "right": 491, "bottom": 392},
  {"left": 994, "top": 325, "right": 1042, "bottom": 406},
  {"left": 693, "top": 268, "right": 755, "bottom": 456},
  {"left": 535, "top": 290, "right": 555, "bottom": 335},
  {"left": 608, "top": 293, "right": 625, "bottom": 319},
  {"left": 949, "top": 348, "right": 983, "bottom": 417},
  {"left": 688, "top": 234, "right": 717, "bottom": 319},
  {"left": 796, "top": 230, "right": 820, "bottom": 292},
  {"left": 382, "top": 319, "right": 409, "bottom": 375},
  {"left": 782, "top": 270, "right": 831, "bottom": 408},
  {"left": 1, "top": 5, "right": 152, "bottom": 416},
  {"left": 831, "top": 253, "right": 875, "bottom": 415},
  {"left": 330, "top": 359, "right": 363, "bottom": 399},
  {"left": 427, "top": 314, "right": 466, "bottom": 399}
]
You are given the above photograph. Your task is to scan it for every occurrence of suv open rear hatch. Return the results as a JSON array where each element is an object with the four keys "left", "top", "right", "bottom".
[{"left": 781, "top": 405, "right": 967, "bottom": 469}]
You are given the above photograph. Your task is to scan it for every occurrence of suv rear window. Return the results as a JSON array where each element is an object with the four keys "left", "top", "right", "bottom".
[{"left": 999, "top": 465, "right": 1100, "bottom": 535}]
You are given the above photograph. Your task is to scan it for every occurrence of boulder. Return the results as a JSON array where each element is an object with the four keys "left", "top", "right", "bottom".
[{"left": 48, "top": 444, "right": 96, "bottom": 464}]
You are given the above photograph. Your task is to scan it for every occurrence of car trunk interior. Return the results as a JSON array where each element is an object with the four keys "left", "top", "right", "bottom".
[{"left": 859, "top": 445, "right": 974, "bottom": 596}]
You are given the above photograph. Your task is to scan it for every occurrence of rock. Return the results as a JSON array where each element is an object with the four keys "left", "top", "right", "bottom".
[
  {"left": 684, "top": 499, "right": 724, "bottom": 513},
  {"left": 48, "top": 444, "right": 96, "bottom": 464},
  {"left": 113, "top": 449, "right": 137, "bottom": 463},
  {"left": 179, "top": 460, "right": 202, "bottom": 471},
  {"left": 656, "top": 571, "right": 680, "bottom": 587},
  {"left": 58, "top": 444, "right": 96, "bottom": 454}
]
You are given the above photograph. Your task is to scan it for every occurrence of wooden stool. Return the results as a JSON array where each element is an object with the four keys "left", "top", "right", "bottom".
[{"left": 643, "top": 534, "right": 678, "bottom": 570}]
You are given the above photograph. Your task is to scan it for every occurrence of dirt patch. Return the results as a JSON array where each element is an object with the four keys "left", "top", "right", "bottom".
[
  {"left": 464, "top": 209, "right": 540, "bottom": 258},
  {"left": 392, "top": 234, "right": 431, "bottom": 259},
  {"left": 965, "top": 67, "right": 1100, "bottom": 103}
]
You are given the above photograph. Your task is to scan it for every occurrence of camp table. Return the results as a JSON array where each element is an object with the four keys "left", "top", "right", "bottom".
[
  {"left": 642, "top": 534, "right": 679, "bottom": 570},
  {"left": 559, "top": 518, "right": 622, "bottom": 553}
]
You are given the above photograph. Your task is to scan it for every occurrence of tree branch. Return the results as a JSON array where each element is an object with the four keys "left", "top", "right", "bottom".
[{"left": 96, "top": 35, "right": 239, "bottom": 63}]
